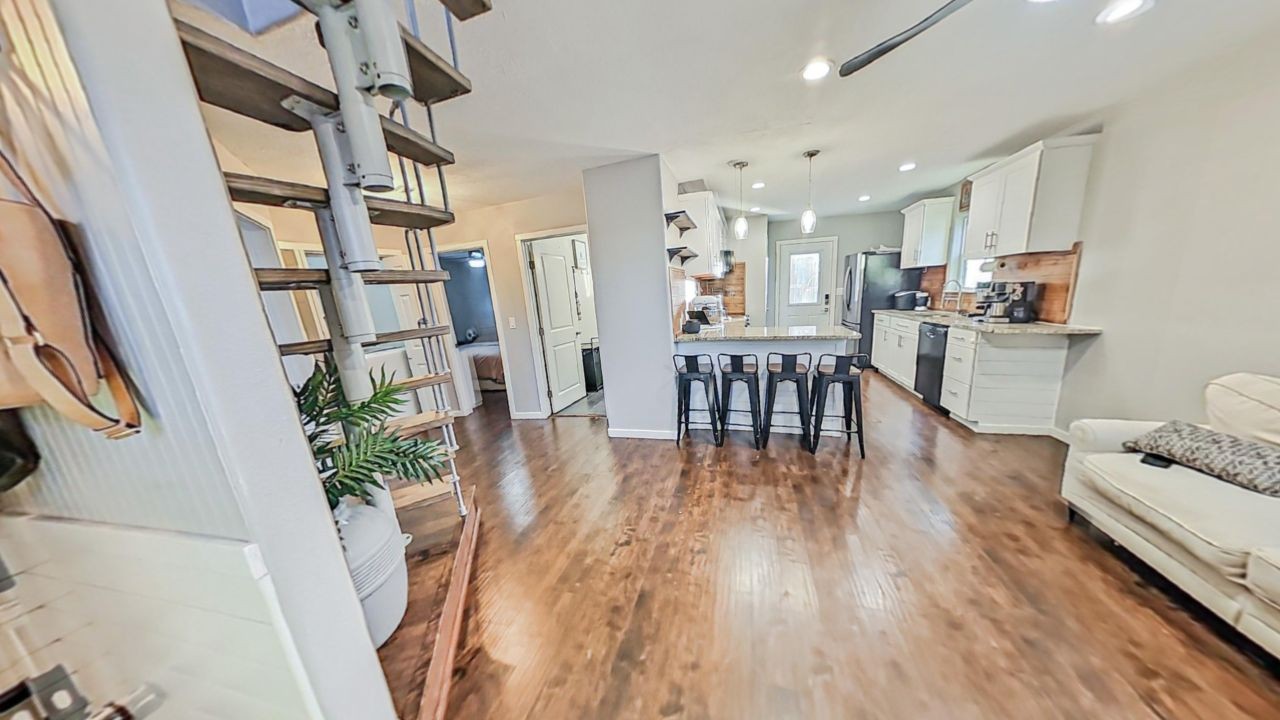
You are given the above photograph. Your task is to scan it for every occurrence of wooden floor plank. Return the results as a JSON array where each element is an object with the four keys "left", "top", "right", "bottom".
[{"left": 411, "top": 372, "right": 1280, "bottom": 720}]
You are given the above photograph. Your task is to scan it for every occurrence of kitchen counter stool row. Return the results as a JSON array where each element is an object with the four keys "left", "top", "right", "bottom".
[{"left": 672, "top": 352, "right": 866, "bottom": 456}]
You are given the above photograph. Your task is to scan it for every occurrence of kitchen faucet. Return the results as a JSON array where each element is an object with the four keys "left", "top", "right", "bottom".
[{"left": 941, "top": 280, "right": 963, "bottom": 312}]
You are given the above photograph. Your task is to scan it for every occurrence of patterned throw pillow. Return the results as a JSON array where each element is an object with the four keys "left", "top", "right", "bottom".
[{"left": 1123, "top": 420, "right": 1280, "bottom": 497}]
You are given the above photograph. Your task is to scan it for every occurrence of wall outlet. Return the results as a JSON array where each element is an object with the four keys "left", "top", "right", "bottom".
[{"left": 508, "top": 317, "right": 517, "bottom": 329}]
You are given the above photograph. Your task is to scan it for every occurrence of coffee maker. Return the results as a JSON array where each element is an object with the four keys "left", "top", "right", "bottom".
[{"left": 976, "top": 281, "right": 1040, "bottom": 323}]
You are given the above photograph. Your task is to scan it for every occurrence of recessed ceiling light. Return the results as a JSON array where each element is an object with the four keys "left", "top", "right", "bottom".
[
  {"left": 899, "top": 162, "right": 917, "bottom": 172},
  {"left": 749, "top": 206, "right": 761, "bottom": 212},
  {"left": 858, "top": 195, "right": 872, "bottom": 202},
  {"left": 1095, "top": 0, "right": 1154, "bottom": 24},
  {"left": 802, "top": 58, "right": 833, "bottom": 81},
  {"left": 1025, "top": 0, "right": 1060, "bottom": 4},
  {"left": 751, "top": 181, "right": 765, "bottom": 189}
]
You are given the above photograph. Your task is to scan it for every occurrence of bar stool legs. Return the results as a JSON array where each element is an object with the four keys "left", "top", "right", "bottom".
[
  {"left": 809, "top": 353, "right": 868, "bottom": 457},
  {"left": 674, "top": 354, "right": 721, "bottom": 446},
  {"left": 760, "top": 352, "right": 812, "bottom": 450},
  {"left": 718, "top": 373, "right": 761, "bottom": 449}
]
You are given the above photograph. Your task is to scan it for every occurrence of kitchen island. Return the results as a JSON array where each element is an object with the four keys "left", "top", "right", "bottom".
[{"left": 674, "top": 324, "right": 861, "bottom": 438}]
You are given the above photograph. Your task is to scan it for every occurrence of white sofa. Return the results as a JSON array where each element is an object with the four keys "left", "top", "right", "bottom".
[{"left": 1061, "top": 373, "right": 1280, "bottom": 658}]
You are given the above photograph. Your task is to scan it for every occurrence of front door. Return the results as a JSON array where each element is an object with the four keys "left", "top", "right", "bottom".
[
  {"left": 531, "top": 238, "right": 587, "bottom": 413},
  {"left": 776, "top": 237, "right": 837, "bottom": 327}
]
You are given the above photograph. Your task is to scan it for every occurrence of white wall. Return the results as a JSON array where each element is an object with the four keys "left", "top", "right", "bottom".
[
  {"left": 0, "top": 2, "right": 394, "bottom": 716},
  {"left": 583, "top": 155, "right": 677, "bottom": 439},
  {"left": 724, "top": 213, "right": 768, "bottom": 326},
  {"left": 766, "top": 211, "right": 905, "bottom": 323},
  {"left": 434, "top": 187, "right": 586, "bottom": 417},
  {"left": 1057, "top": 27, "right": 1280, "bottom": 427}
]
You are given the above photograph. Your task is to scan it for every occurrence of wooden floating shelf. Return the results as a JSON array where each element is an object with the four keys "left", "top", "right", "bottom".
[
  {"left": 666, "top": 246, "right": 698, "bottom": 264},
  {"left": 176, "top": 20, "right": 452, "bottom": 168},
  {"left": 366, "top": 325, "right": 452, "bottom": 346},
  {"left": 225, "top": 173, "right": 454, "bottom": 230},
  {"left": 388, "top": 409, "right": 457, "bottom": 437},
  {"left": 665, "top": 210, "right": 697, "bottom": 235},
  {"left": 255, "top": 268, "right": 451, "bottom": 291},
  {"left": 440, "top": 0, "right": 492, "bottom": 21},
  {"left": 391, "top": 372, "right": 453, "bottom": 394}
]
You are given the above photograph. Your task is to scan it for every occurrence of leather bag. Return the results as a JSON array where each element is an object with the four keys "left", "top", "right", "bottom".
[{"left": 0, "top": 149, "right": 139, "bottom": 439}]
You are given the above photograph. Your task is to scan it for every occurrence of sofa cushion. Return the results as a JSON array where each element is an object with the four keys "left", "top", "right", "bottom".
[
  {"left": 1248, "top": 549, "right": 1280, "bottom": 609},
  {"left": 1080, "top": 452, "right": 1280, "bottom": 583},
  {"left": 1205, "top": 373, "right": 1280, "bottom": 447},
  {"left": 1122, "top": 420, "right": 1280, "bottom": 497}
]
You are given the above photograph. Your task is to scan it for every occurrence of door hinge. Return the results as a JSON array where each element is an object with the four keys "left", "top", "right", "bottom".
[{"left": 528, "top": 259, "right": 536, "bottom": 271}]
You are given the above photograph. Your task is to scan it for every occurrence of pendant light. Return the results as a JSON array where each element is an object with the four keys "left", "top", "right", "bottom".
[
  {"left": 801, "top": 149, "right": 820, "bottom": 234},
  {"left": 730, "top": 160, "right": 750, "bottom": 241}
]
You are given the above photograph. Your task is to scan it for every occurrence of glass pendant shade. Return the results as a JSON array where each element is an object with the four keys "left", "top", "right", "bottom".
[
  {"left": 733, "top": 215, "right": 749, "bottom": 241},
  {"left": 800, "top": 208, "right": 817, "bottom": 234}
]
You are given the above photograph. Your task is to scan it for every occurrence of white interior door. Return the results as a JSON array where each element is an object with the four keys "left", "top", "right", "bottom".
[
  {"left": 532, "top": 240, "right": 587, "bottom": 412},
  {"left": 776, "top": 237, "right": 837, "bottom": 327}
]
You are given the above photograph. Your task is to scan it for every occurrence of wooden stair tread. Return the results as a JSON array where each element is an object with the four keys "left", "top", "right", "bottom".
[
  {"left": 391, "top": 372, "right": 453, "bottom": 393},
  {"left": 176, "top": 20, "right": 452, "bottom": 168},
  {"left": 225, "top": 173, "right": 454, "bottom": 229},
  {"left": 279, "top": 338, "right": 332, "bottom": 356},
  {"left": 255, "top": 268, "right": 451, "bottom": 291},
  {"left": 388, "top": 409, "right": 457, "bottom": 436},
  {"left": 400, "top": 27, "right": 472, "bottom": 104},
  {"left": 440, "top": 0, "right": 492, "bottom": 21},
  {"left": 366, "top": 326, "right": 452, "bottom": 346}
]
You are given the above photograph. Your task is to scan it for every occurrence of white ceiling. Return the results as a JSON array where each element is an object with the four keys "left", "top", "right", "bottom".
[{"left": 191, "top": 0, "right": 1280, "bottom": 218}]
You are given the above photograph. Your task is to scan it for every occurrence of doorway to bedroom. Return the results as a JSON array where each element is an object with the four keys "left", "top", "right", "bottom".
[{"left": 440, "top": 248, "right": 507, "bottom": 413}]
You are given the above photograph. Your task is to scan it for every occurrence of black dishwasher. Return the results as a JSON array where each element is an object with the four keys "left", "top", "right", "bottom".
[{"left": 914, "top": 323, "right": 949, "bottom": 411}]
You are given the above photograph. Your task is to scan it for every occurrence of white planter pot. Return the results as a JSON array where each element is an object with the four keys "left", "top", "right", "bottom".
[{"left": 334, "top": 496, "right": 409, "bottom": 648}]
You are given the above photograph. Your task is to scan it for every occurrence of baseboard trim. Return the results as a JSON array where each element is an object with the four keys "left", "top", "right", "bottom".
[
  {"left": 1046, "top": 425, "right": 1071, "bottom": 444},
  {"left": 607, "top": 428, "right": 677, "bottom": 441},
  {"left": 510, "top": 410, "right": 551, "bottom": 420}
]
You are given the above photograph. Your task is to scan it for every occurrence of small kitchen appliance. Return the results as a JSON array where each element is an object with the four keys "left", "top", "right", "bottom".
[
  {"left": 690, "top": 295, "right": 726, "bottom": 325},
  {"left": 977, "top": 281, "right": 1040, "bottom": 323},
  {"left": 892, "top": 290, "right": 929, "bottom": 311}
]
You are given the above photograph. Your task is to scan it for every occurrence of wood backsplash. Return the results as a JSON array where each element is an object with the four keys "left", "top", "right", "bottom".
[
  {"left": 921, "top": 243, "right": 1082, "bottom": 324},
  {"left": 696, "top": 263, "right": 747, "bottom": 316}
]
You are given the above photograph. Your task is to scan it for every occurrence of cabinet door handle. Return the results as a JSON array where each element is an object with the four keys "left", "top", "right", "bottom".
[
  {"left": 950, "top": 355, "right": 963, "bottom": 362},
  {"left": 947, "top": 389, "right": 959, "bottom": 396}
]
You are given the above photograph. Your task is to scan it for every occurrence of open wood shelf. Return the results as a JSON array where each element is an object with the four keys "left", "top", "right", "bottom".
[
  {"left": 366, "top": 325, "right": 452, "bottom": 346},
  {"left": 665, "top": 210, "right": 697, "bottom": 235},
  {"left": 440, "top": 0, "right": 492, "bottom": 21},
  {"left": 364, "top": 269, "right": 451, "bottom": 285},
  {"left": 388, "top": 409, "right": 457, "bottom": 437},
  {"left": 176, "top": 20, "right": 453, "bottom": 168},
  {"left": 226, "top": 173, "right": 454, "bottom": 229}
]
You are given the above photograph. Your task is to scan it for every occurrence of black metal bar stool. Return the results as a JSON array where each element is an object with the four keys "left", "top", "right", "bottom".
[
  {"left": 761, "top": 352, "right": 812, "bottom": 450},
  {"left": 717, "top": 353, "right": 762, "bottom": 449},
  {"left": 673, "top": 354, "right": 721, "bottom": 446},
  {"left": 809, "top": 353, "right": 867, "bottom": 457}
]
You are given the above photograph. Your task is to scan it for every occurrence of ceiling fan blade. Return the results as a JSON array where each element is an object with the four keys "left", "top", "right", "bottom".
[{"left": 839, "top": 0, "right": 974, "bottom": 77}]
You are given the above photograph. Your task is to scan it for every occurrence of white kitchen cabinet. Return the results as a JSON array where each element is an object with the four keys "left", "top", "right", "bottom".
[
  {"left": 671, "top": 190, "right": 726, "bottom": 278},
  {"left": 963, "top": 135, "right": 1098, "bottom": 260},
  {"left": 872, "top": 315, "right": 920, "bottom": 388},
  {"left": 900, "top": 197, "right": 955, "bottom": 269}
]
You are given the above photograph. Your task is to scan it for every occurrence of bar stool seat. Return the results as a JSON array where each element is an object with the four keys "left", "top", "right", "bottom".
[
  {"left": 717, "top": 354, "right": 762, "bottom": 449},
  {"left": 809, "top": 353, "right": 867, "bottom": 458},
  {"left": 673, "top": 354, "right": 721, "bottom": 446},
  {"left": 761, "top": 352, "right": 812, "bottom": 450}
]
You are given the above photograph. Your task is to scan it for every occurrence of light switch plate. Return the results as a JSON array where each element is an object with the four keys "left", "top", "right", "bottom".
[{"left": 508, "top": 317, "right": 517, "bottom": 329}]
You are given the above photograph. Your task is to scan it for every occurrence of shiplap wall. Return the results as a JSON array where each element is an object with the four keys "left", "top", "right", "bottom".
[
  {"left": 0, "top": 515, "right": 315, "bottom": 718},
  {"left": 0, "top": 0, "right": 248, "bottom": 539}
]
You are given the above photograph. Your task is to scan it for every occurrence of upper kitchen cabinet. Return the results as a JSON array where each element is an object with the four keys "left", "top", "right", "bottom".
[
  {"left": 671, "top": 190, "right": 726, "bottom": 278},
  {"left": 900, "top": 197, "right": 955, "bottom": 269},
  {"left": 964, "top": 134, "right": 1098, "bottom": 260}
]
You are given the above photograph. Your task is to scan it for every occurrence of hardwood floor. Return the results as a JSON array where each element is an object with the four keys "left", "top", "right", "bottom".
[{"left": 441, "top": 371, "right": 1280, "bottom": 719}]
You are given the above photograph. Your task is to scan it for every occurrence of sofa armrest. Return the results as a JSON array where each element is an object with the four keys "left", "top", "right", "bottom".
[{"left": 1068, "top": 419, "right": 1165, "bottom": 455}]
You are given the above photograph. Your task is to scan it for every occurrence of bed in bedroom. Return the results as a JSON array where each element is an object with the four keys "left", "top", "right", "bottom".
[{"left": 460, "top": 341, "right": 505, "bottom": 392}]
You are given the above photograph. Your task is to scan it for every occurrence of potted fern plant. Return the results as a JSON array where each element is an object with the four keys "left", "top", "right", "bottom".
[{"left": 295, "top": 361, "right": 450, "bottom": 646}]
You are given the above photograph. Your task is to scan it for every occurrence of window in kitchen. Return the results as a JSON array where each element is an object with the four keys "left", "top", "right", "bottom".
[
  {"left": 962, "top": 257, "right": 993, "bottom": 289},
  {"left": 788, "top": 252, "right": 821, "bottom": 304}
]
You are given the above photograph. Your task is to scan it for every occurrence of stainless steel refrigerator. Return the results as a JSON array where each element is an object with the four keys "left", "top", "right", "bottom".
[{"left": 840, "top": 251, "right": 923, "bottom": 367}]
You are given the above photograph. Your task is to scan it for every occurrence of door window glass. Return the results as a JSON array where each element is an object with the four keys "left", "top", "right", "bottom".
[{"left": 788, "top": 252, "right": 821, "bottom": 305}]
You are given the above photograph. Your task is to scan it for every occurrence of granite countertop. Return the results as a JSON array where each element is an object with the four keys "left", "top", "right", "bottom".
[
  {"left": 872, "top": 309, "right": 1102, "bottom": 336},
  {"left": 676, "top": 324, "right": 862, "bottom": 342}
]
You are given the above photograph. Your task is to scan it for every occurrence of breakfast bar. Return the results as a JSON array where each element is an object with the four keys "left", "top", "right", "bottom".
[{"left": 674, "top": 324, "right": 862, "bottom": 438}]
